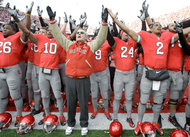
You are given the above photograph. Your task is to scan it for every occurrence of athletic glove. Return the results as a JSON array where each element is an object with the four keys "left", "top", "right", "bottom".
[
  {"left": 79, "top": 12, "right": 87, "bottom": 28},
  {"left": 142, "top": 0, "right": 149, "bottom": 18},
  {"left": 137, "top": 10, "right": 146, "bottom": 21},
  {"left": 37, "top": 6, "right": 43, "bottom": 16},
  {"left": 63, "top": 12, "right": 68, "bottom": 23},
  {"left": 5, "top": 3, "right": 20, "bottom": 22},
  {"left": 26, "top": 1, "right": 34, "bottom": 14},
  {"left": 174, "top": 21, "right": 183, "bottom": 33},
  {"left": 46, "top": 6, "right": 56, "bottom": 20},
  {"left": 101, "top": 5, "right": 108, "bottom": 23}
]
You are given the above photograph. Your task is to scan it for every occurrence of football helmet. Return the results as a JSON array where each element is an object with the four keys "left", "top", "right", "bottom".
[
  {"left": 17, "top": 115, "right": 35, "bottom": 134},
  {"left": 0, "top": 112, "right": 12, "bottom": 131},
  {"left": 140, "top": 122, "right": 155, "bottom": 137},
  {"left": 170, "top": 128, "right": 188, "bottom": 137},
  {"left": 109, "top": 120, "right": 123, "bottom": 137},
  {"left": 43, "top": 114, "right": 58, "bottom": 134}
]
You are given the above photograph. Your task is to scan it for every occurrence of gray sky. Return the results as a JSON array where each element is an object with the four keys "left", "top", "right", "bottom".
[{"left": 2, "top": 0, "right": 190, "bottom": 27}]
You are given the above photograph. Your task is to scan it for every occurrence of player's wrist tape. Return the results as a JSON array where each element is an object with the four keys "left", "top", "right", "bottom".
[
  {"left": 102, "top": 21, "right": 108, "bottom": 26},
  {"left": 49, "top": 19, "right": 56, "bottom": 24}
]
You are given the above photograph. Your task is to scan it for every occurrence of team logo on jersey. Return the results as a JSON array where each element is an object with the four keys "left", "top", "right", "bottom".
[{"left": 83, "top": 45, "right": 87, "bottom": 48}]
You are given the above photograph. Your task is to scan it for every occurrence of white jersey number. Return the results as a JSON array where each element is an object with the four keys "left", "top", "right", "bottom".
[
  {"left": 121, "top": 46, "right": 134, "bottom": 58},
  {"left": 95, "top": 49, "right": 102, "bottom": 60},
  {"left": 44, "top": 42, "right": 57, "bottom": 54},
  {"left": 33, "top": 44, "right": 38, "bottom": 52},
  {"left": 156, "top": 42, "right": 164, "bottom": 55},
  {"left": 0, "top": 42, "right": 12, "bottom": 53},
  {"left": 171, "top": 40, "right": 182, "bottom": 48}
]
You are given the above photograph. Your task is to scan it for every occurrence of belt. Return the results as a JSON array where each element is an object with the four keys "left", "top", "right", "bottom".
[{"left": 68, "top": 76, "right": 89, "bottom": 79}]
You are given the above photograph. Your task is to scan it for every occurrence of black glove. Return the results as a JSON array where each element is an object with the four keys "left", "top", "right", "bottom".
[
  {"left": 142, "top": 0, "right": 149, "bottom": 18},
  {"left": 46, "top": 6, "right": 56, "bottom": 20},
  {"left": 5, "top": 3, "right": 20, "bottom": 22},
  {"left": 69, "top": 15, "right": 77, "bottom": 31},
  {"left": 79, "top": 12, "right": 87, "bottom": 28},
  {"left": 137, "top": 10, "right": 146, "bottom": 21},
  {"left": 37, "top": 6, "right": 43, "bottom": 16},
  {"left": 63, "top": 12, "right": 68, "bottom": 23},
  {"left": 26, "top": 1, "right": 34, "bottom": 14},
  {"left": 174, "top": 21, "right": 183, "bottom": 33},
  {"left": 101, "top": 5, "right": 108, "bottom": 23},
  {"left": 83, "top": 21, "right": 88, "bottom": 31}
]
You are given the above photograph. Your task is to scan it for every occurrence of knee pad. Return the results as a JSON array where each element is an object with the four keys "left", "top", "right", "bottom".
[{"left": 168, "top": 99, "right": 178, "bottom": 105}]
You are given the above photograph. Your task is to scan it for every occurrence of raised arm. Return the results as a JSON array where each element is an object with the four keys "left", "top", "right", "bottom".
[
  {"left": 107, "top": 27, "right": 115, "bottom": 48},
  {"left": 37, "top": 6, "right": 48, "bottom": 28},
  {"left": 108, "top": 9, "right": 139, "bottom": 42},
  {"left": 89, "top": 6, "right": 108, "bottom": 52},
  {"left": 46, "top": 6, "right": 73, "bottom": 51},
  {"left": 6, "top": 3, "right": 37, "bottom": 44},
  {"left": 175, "top": 22, "right": 190, "bottom": 55},
  {"left": 61, "top": 12, "right": 68, "bottom": 35},
  {"left": 68, "top": 12, "right": 87, "bottom": 41},
  {"left": 170, "top": 21, "right": 190, "bottom": 43}
]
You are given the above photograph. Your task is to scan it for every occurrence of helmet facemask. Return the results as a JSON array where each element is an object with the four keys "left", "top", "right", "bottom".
[{"left": 43, "top": 122, "right": 57, "bottom": 134}]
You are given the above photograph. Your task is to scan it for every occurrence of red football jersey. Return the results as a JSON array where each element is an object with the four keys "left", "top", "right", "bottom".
[
  {"left": 92, "top": 40, "right": 110, "bottom": 72},
  {"left": 27, "top": 42, "right": 34, "bottom": 63},
  {"left": 35, "top": 34, "right": 62, "bottom": 69},
  {"left": 184, "top": 42, "right": 190, "bottom": 71},
  {"left": 0, "top": 32, "right": 25, "bottom": 67},
  {"left": 59, "top": 48, "right": 66, "bottom": 63},
  {"left": 138, "top": 53, "right": 144, "bottom": 65},
  {"left": 167, "top": 39, "right": 183, "bottom": 71},
  {"left": 113, "top": 37, "right": 137, "bottom": 71},
  {"left": 138, "top": 30, "right": 174, "bottom": 69},
  {"left": 20, "top": 46, "right": 29, "bottom": 62}
]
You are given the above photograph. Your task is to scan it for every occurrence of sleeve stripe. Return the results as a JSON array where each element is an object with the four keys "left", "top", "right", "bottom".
[{"left": 20, "top": 37, "right": 27, "bottom": 44}]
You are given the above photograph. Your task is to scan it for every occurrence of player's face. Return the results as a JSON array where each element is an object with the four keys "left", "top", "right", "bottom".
[
  {"left": 168, "top": 23, "right": 177, "bottom": 33},
  {"left": 47, "top": 29, "right": 53, "bottom": 38},
  {"left": 39, "top": 28, "right": 47, "bottom": 36},
  {"left": 151, "top": 22, "right": 162, "bottom": 36},
  {"left": 76, "top": 29, "right": 87, "bottom": 42},
  {"left": 3, "top": 25, "right": 16, "bottom": 37}
]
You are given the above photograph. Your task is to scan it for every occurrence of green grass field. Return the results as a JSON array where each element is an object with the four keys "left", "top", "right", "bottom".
[{"left": 0, "top": 129, "right": 173, "bottom": 137}]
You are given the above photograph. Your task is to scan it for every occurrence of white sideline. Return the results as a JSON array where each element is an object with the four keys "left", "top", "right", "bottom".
[{"left": 7, "top": 111, "right": 185, "bottom": 130}]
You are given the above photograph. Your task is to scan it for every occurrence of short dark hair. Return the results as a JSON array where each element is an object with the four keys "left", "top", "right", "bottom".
[{"left": 4, "top": 21, "right": 19, "bottom": 32}]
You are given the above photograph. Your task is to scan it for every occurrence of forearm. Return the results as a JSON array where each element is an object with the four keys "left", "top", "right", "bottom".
[
  {"left": 90, "top": 23, "right": 108, "bottom": 52},
  {"left": 39, "top": 16, "right": 47, "bottom": 27},
  {"left": 61, "top": 22, "right": 67, "bottom": 35},
  {"left": 112, "top": 18, "right": 138, "bottom": 41},
  {"left": 141, "top": 20, "right": 146, "bottom": 31},
  {"left": 16, "top": 22, "right": 37, "bottom": 44},
  {"left": 178, "top": 31, "right": 190, "bottom": 55},
  {"left": 50, "top": 21, "right": 73, "bottom": 51},
  {"left": 173, "top": 27, "right": 190, "bottom": 42},
  {"left": 145, "top": 16, "right": 153, "bottom": 29},
  {"left": 107, "top": 28, "right": 115, "bottom": 47},
  {"left": 25, "top": 14, "right": 31, "bottom": 30},
  {"left": 112, "top": 22, "right": 119, "bottom": 37},
  {"left": 69, "top": 26, "right": 80, "bottom": 41}
]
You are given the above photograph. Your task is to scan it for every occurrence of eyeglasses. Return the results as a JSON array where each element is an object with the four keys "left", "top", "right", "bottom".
[{"left": 76, "top": 31, "right": 85, "bottom": 34}]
